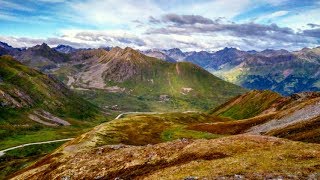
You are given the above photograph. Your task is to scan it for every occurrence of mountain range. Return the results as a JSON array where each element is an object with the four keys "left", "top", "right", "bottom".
[
  {"left": 1, "top": 41, "right": 319, "bottom": 96},
  {"left": 142, "top": 47, "right": 320, "bottom": 96},
  {"left": 1, "top": 40, "right": 320, "bottom": 179}
]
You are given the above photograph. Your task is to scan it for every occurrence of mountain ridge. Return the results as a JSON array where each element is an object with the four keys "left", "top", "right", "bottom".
[
  {"left": 155, "top": 46, "right": 320, "bottom": 95},
  {"left": 1, "top": 41, "right": 319, "bottom": 95},
  {"left": 59, "top": 46, "right": 246, "bottom": 111}
]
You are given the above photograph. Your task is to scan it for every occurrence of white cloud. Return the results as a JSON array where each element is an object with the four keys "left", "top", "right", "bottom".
[
  {"left": 173, "top": 0, "right": 252, "bottom": 20},
  {"left": 253, "top": 10, "right": 289, "bottom": 23},
  {"left": 1, "top": 0, "right": 319, "bottom": 51},
  {"left": 36, "top": 0, "right": 66, "bottom": 3},
  {"left": 68, "top": 0, "right": 163, "bottom": 27},
  {"left": 264, "top": 11, "right": 289, "bottom": 19},
  {"left": 2, "top": 24, "right": 318, "bottom": 52},
  {"left": 277, "top": 9, "right": 320, "bottom": 30},
  {"left": 263, "top": 0, "right": 288, "bottom": 6},
  {"left": 0, "top": 12, "right": 19, "bottom": 21}
]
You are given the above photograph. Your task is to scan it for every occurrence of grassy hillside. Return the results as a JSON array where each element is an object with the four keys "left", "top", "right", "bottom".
[
  {"left": 10, "top": 90, "right": 320, "bottom": 179},
  {"left": 191, "top": 91, "right": 320, "bottom": 143},
  {"left": 0, "top": 142, "right": 64, "bottom": 179},
  {"left": 210, "top": 90, "right": 282, "bottom": 119},
  {"left": 0, "top": 55, "right": 108, "bottom": 149},
  {"left": 20, "top": 112, "right": 225, "bottom": 153},
  {"left": 55, "top": 47, "right": 246, "bottom": 112}
]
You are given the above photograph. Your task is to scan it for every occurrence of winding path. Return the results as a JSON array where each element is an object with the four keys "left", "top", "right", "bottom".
[
  {"left": 115, "top": 111, "right": 167, "bottom": 119},
  {"left": 0, "top": 111, "right": 198, "bottom": 157},
  {"left": 0, "top": 138, "right": 74, "bottom": 157},
  {"left": 115, "top": 111, "right": 198, "bottom": 120}
]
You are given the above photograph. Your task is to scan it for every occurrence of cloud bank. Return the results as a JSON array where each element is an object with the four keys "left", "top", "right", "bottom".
[{"left": 0, "top": 0, "right": 319, "bottom": 51}]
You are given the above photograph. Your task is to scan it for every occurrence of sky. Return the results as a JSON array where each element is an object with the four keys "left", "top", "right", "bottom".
[{"left": 0, "top": 0, "right": 319, "bottom": 51}]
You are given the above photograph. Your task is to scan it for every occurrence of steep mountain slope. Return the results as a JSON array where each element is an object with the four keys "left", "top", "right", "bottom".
[
  {"left": 0, "top": 55, "right": 105, "bottom": 149},
  {"left": 210, "top": 90, "right": 283, "bottom": 119},
  {"left": 191, "top": 90, "right": 320, "bottom": 143},
  {"left": 217, "top": 48, "right": 319, "bottom": 95},
  {"left": 0, "top": 41, "right": 20, "bottom": 56},
  {"left": 219, "top": 49, "right": 320, "bottom": 96},
  {"left": 206, "top": 47, "right": 248, "bottom": 70},
  {"left": 12, "top": 112, "right": 320, "bottom": 179},
  {"left": 184, "top": 51, "right": 213, "bottom": 67},
  {"left": 57, "top": 47, "right": 246, "bottom": 111},
  {"left": 14, "top": 43, "right": 69, "bottom": 71}
]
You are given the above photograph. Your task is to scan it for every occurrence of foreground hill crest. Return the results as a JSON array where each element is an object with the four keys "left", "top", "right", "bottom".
[{"left": 11, "top": 90, "right": 320, "bottom": 179}]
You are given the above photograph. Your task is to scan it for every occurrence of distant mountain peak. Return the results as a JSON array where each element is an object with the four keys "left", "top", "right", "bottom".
[
  {"left": 32, "top": 43, "right": 51, "bottom": 51},
  {"left": 56, "top": 44, "right": 73, "bottom": 48},
  {"left": 0, "top": 41, "right": 14, "bottom": 49},
  {"left": 54, "top": 44, "right": 77, "bottom": 54},
  {"left": 166, "top": 48, "right": 183, "bottom": 53},
  {"left": 301, "top": 47, "right": 311, "bottom": 51},
  {"left": 14, "top": 43, "right": 69, "bottom": 70},
  {"left": 162, "top": 48, "right": 186, "bottom": 61},
  {"left": 40, "top": 43, "right": 50, "bottom": 48},
  {"left": 142, "top": 49, "right": 176, "bottom": 63},
  {"left": 124, "top": 46, "right": 137, "bottom": 53},
  {"left": 215, "top": 47, "right": 242, "bottom": 55},
  {"left": 0, "top": 41, "right": 19, "bottom": 56},
  {"left": 123, "top": 47, "right": 144, "bottom": 60},
  {"left": 104, "top": 46, "right": 145, "bottom": 63},
  {"left": 171, "top": 47, "right": 182, "bottom": 51},
  {"left": 222, "top": 47, "right": 238, "bottom": 51},
  {"left": 247, "top": 50, "right": 257, "bottom": 54}
]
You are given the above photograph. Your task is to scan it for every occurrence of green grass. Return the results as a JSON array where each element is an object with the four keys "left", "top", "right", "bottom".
[
  {"left": 66, "top": 112, "right": 229, "bottom": 148},
  {"left": 161, "top": 126, "right": 224, "bottom": 141},
  {"left": 73, "top": 61, "right": 246, "bottom": 111},
  {"left": 0, "top": 115, "right": 109, "bottom": 150},
  {"left": 2, "top": 129, "right": 67, "bottom": 150},
  {"left": 211, "top": 90, "right": 282, "bottom": 119},
  {"left": 15, "top": 134, "right": 320, "bottom": 179},
  {"left": 0, "top": 142, "right": 65, "bottom": 179},
  {"left": 146, "top": 135, "right": 320, "bottom": 179}
]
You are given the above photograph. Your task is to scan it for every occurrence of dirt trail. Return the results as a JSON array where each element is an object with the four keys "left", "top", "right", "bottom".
[
  {"left": 115, "top": 111, "right": 198, "bottom": 119},
  {"left": 0, "top": 138, "right": 74, "bottom": 157},
  {"left": 175, "top": 64, "right": 180, "bottom": 75},
  {"left": 1, "top": 111, "right": 198, "bottom": 157}
]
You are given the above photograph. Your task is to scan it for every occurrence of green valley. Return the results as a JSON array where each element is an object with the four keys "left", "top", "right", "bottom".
[
  {"left": 2, "top": 1, "right": 320, "bottom": 179},
  {"left": 54, "top": 47, "right": 246, "bottom": 112}
]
